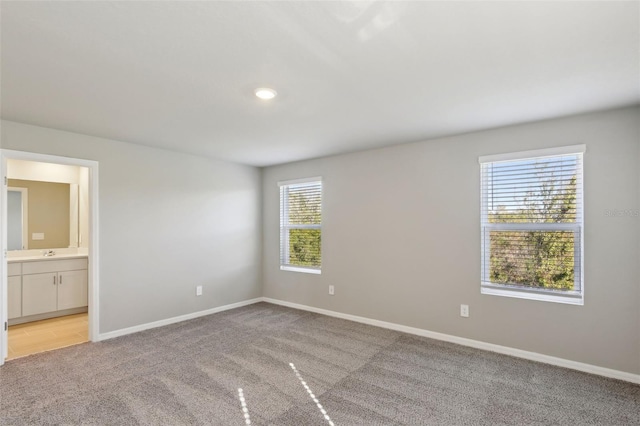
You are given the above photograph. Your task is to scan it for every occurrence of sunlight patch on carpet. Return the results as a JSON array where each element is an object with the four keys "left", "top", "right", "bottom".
[
  {"left": 290, "top": 362, "right": 335, "bottom": 426},
  {"left": 237, "top": 388, "right": 252, "bottom": 425}
]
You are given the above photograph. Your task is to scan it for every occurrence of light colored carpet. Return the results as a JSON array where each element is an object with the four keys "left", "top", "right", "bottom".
[{"left": 1, "top": 302, "right": 639, "bottom": 425}]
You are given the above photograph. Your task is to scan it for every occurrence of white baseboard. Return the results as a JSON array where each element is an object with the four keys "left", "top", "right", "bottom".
[
  {"left": 96, "top": 298, "right": 263, "bottom": 341},
  {"left": 93, "top": 295, "right": 639, "bottom": 384},
  {"left": 262, "top": 297, "right": 640, "bottom": 385}
]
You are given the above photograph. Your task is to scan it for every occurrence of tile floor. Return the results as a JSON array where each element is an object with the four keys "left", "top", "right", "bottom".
[{"left": 7, "top": 313, "right": 88, "bottom": 360}]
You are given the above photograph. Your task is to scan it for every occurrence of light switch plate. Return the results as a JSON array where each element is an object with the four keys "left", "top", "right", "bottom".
[{"left": 196, "top": 285, "right": 203, "bottom": 296}]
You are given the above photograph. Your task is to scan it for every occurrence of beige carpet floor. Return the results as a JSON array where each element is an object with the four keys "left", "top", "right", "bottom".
[{"left": 1, "top": 302, "right": 639, "bottom": 425}]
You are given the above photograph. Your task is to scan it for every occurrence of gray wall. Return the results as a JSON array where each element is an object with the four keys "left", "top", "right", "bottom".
[
  {"left": 1, "top": 120, "right": 262, "bottom": 333},
  {"left": 3, "top": 107, "right": 638, "bottom": 375},
  {"left": 262, "top": 107, "right": 640, "bottom": 375}
]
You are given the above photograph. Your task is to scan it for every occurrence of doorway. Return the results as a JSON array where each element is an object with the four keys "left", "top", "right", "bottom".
[{"left": 0, "top": 150, "right": 99, "bottom": 365}]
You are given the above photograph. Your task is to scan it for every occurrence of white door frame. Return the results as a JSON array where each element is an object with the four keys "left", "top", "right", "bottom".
[{"left": 0, "top": 149, "right": 99, "bottom": 365}]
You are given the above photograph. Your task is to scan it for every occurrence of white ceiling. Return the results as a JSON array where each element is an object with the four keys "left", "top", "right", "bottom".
[{"left": 1, "top": 1, "right": 638, "bottom": 167}]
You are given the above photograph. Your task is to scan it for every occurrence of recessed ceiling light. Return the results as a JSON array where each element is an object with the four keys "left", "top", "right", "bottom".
[{"left": 255, "top": 88, "right": 277, "bottom": 100}]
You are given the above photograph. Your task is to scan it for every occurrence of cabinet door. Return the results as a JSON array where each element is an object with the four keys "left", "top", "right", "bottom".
[
  {"left": 22, "top": 273, "right": 57, "bottom": 316},
  {"left": 8, "top": 276, "right": 22, "bottom": 319},
  {"left": 57, "top": 270, "right": 88, "bottom": 310}
]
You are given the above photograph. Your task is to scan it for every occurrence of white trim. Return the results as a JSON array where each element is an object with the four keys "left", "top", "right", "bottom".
[
  {"left": 96, "top": 298, "right": 263, "bottom": 341},
  {"left": 1, "top": 149, "right": 99, "bottom": 169},
  {"left": 481, "top": 283, "right": 583, "bottom": 305},
  {"left": 282, "top": 224, "right": 322, "bottom": 230},
  {"left": 0, "top": 149, "right": 99, "bottom": 366},
  {"left": 484, "top": 223, "right": 580, "bottom": 231},
  {"left": 261, "top": 297, "right": 640, "bottom": 385},
  {"left": 1, "top": 155, "right": 7, "bottom": 363},
  {"left": 277, "top": 176, "right": 322, "bottom": 187},
  {"left": 280, "top": 265, "right": 321, "bottom": 274},
  {"left": 479, "top": 144, "right": 586, "bottom": 164},
  {"left": 11, "top": 292, "right": 636, "bottom": 384},
  {"left": 88, "top": 162, "right": 99, "bottom": 342},
  {"left": 279, "top": 178, "right": 323, "bottom": 272},
  {"left": 479, "top": 148, "right": 585, "bottom": 304}
]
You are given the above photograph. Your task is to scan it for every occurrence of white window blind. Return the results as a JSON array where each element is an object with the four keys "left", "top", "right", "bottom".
[
  {"left": 480, "top": 146, "right": 584, "bottom": 304},
  {"left": 279, "top": 178, "right": 322, "bottom": 273}
]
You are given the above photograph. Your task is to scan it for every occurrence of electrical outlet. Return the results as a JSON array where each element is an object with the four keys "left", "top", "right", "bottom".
[
  {"left": 460, "top": 304, "right": 469, "bottom": 318},
  {"left": 196, "top": 285, "right": 203, "bottom": 296},
  {"left": 329, "top": 285, "right": 335, "bottom": 295}
]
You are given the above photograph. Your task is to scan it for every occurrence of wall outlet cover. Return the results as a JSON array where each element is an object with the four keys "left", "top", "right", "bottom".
[{"left": 460, "top": 304, "right": 469, "bottom": 318}]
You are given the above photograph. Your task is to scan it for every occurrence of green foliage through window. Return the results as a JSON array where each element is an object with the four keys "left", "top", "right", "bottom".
[
  {"left": 482, "top": 154, "right": 582, "bottom": 292},
  {"left": 489, "top": 230, "right": 575, "bottom": 290},
  {"left": 289, "top": 229, "right": 321, "bottom": 267},
  {"left": 280, "top": 180, "right": 322, "bottom": 270}
]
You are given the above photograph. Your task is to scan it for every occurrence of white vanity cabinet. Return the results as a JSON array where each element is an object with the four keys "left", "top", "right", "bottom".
[
  {"left": 9, "top": 257, "right": 88, "bottom": 324},
  {"left": 22, "top": 270, "right": 87, "bottom": 315},
  {"left": 8, "top": 263, "right": 22, "bottom": 319},
  {"left": 56, "top": 270, "right": 88, "bottom": 310},
  {"left": 22, "top": 273, "right": 58, "bottom": 316}
]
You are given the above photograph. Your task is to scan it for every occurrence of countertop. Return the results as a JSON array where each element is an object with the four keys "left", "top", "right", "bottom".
[{"left": 8, "top": 253, "right": 88, "bottom": 263}]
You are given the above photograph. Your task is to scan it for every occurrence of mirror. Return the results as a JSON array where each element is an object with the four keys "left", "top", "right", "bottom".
[
  {"left": 7, "top": 188, "right": 27, "bottom": 250},
  {"left": 7, "top": 179, "right": 79, "bottom": 250}
]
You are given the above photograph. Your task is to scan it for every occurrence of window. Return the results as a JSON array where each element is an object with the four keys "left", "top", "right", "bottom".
[
  {"left": 279, "top": 177, "right": 322, "bottom": 274},
  {"left": 480, "top": 145, "right": 585, "bottom": 304}
]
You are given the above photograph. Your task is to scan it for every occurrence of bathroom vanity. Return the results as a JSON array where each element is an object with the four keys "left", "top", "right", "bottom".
[{"left": 8, "top": 253, "right": 88, "bottom": 325}]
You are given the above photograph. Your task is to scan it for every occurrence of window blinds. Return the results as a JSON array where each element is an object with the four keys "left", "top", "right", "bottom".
[
  {"left": 279, "top": 179, "right": 322, "bottom": 270},
  {"left": 480, "top": 151, "right": 583, "bottom": 292}
]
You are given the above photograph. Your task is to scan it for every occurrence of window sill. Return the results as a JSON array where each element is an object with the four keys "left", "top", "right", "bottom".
[
  {"left": 481, "top": 282, "right": 583, "bottom": 305},
  {"left": 280, "top": 265, "right": 321, "bottom": 275}
]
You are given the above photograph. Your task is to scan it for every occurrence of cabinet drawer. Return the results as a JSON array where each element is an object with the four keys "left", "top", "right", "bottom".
[
  {"left": 8, "top": 262, "right": 21, "bottom": 277},
  {"left": 22, "top": 258, "right": 88, "bottom": 275}
]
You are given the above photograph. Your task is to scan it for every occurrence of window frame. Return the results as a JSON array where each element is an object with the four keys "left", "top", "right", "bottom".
[
  {"left": 479, "top": 145, "right": 585, "bottom": 305},
  {"left": 278, "top": 177, "right": 322, "bottom": 274}
]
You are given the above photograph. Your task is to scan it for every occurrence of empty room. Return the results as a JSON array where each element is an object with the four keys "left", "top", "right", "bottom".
[{"left": 1, "top": 1, "right": 639, "bottom": 425}]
